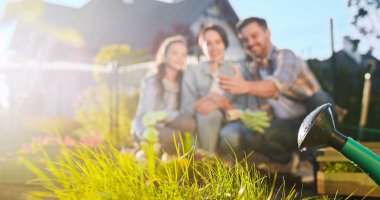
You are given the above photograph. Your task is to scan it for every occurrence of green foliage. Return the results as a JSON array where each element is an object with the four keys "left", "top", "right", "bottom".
[
  {"left": 4, "top": 0, "right": 44, "bottom": 23},
  {"left": 3, "top": 0, "right": 84, "bottom": 47},
  {"left": 74, "top": 83, "right": 138, "bottom": 149},
  {"left": 94, "top": 44, "right": 131, "bottom": 66},
  {"left": 323, "top": 162, "right": 362, "bottom": 173},
  {"left": 94, "top": 44, "right": 149, "bottom": 67},
  {"left": 348, "top": 0, "right": 380, "bottom": 40},
  {"left": 23, "top": 142, "right": 304, "bottom": 200}
]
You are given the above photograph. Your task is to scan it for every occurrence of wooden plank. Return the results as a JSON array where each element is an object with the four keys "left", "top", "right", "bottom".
[
  {"left": 317, "top": 142, "right": 380, "bottom": 162},
  {"left": 317, "top": 171, "right": 380, "bottom": 197},
  {"left": 317, "top": 154, "right": 348, "bottom": 162}
]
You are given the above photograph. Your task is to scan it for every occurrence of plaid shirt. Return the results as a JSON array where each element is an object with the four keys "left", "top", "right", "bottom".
[{"left": 250, "top": 45, "right": 321, "bottom": 119}]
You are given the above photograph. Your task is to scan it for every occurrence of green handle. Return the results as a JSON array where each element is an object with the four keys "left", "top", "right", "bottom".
[{"left": 340, "top": 137, "right": 380, "bottom": 186}]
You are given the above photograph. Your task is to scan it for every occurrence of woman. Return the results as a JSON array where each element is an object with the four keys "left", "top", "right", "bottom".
[
  {"left": 132, "top": 35, "right": 195, "bottom": 154},
  {"left": 181, "top": 25, "right": 240, "bottom": 153}
]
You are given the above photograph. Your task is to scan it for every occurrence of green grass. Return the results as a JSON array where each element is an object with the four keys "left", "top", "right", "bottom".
[{"left": 21, "top": 142, "right": 319, "bottom": 200}]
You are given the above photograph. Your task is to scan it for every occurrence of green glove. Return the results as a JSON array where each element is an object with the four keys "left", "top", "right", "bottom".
[
  {"left": 142, "top": 127, "right": 160, "bottom": 142},
  {"left": 241, "top": 110, "right": 270, "bottom": 134},
  {"left": 142, "top": 110, "right": 168, "bottom": 127}
]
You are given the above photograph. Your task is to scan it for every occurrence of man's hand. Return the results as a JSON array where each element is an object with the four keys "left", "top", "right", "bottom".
[{"left": 219, "top": 66, "right": 250, "bottom": 95}]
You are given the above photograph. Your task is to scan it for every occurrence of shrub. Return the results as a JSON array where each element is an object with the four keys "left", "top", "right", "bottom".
[{"left": 74, "top": 83, "right": 138, "bottom": 149}]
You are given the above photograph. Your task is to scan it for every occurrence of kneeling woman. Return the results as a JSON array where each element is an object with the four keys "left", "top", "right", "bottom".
[{"left": 132, "top": 36, "right": 196, "bottom": 154}]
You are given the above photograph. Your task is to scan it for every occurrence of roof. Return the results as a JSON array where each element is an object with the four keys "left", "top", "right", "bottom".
[{"left": 2, "top": 0, "right": 239, "bottom": 62}]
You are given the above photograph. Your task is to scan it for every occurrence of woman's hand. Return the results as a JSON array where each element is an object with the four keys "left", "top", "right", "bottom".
[
  {"left": 195, "top": 95, "right": 219, "bottom": 115},
  {"left": 195, "top": 93, "right": 234, "bottom": 115}
]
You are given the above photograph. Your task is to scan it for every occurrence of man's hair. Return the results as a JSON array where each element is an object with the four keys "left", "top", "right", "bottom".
[{"left": 236, "top": 17, "right": 268, "bottom": 32}]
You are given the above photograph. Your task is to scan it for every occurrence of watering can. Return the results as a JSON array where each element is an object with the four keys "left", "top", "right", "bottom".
[{"left": 298, "top": 103, "right": 380, "bottom": 186}]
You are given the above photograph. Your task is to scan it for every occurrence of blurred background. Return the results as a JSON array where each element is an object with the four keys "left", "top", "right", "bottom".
[{"left": 0, "top": 0, "right": 379, "bottom": 198}]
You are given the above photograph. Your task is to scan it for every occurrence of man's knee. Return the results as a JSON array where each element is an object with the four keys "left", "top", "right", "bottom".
[
  {"left": 307, "top": 90, "right": 336, "bottom": 116},
  {"left": 308, "top": 91, "right": 334, "bottom": 109}
]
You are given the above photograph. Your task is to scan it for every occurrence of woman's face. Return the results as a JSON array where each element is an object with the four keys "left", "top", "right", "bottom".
[
  {"left": 164, "top": 42, "right": 187, "bottom": 71},
  {"left": 202, "top": 30, "right": 226, "bottom": 63}
]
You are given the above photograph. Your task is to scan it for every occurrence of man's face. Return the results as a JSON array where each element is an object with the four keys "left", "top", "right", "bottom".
[{"left": 240, "top": 22, "right": 271, "bottom": 59}]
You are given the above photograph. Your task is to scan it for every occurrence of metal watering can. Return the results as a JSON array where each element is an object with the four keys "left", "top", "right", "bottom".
[{"left": 298, "top": 103, "right": 380, "bottom": 186}]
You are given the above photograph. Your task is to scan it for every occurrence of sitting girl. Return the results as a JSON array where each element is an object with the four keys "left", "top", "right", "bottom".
[{"left": 131, "top": 35, "right": 195, "bottom": 154}]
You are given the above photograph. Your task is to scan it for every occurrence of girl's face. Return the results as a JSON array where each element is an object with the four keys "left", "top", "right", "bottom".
[
  {"left": 164, "top": 42, "right": 187, "bottom": 71},
  {"left": 202, "top": 30, "right": 226, "bottom": 63}
]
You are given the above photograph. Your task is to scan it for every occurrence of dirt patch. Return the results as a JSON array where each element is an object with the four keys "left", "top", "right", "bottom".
[{"left": 0, "top": 183, "right": 49, "bottom": 200}]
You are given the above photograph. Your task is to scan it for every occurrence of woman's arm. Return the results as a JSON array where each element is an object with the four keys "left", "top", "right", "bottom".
[
  {"left": 180, "top": 66, "right": 199, "bottom": 115},
  {"left": 133, "top": 76, "right": 159, "bottom": 134}
]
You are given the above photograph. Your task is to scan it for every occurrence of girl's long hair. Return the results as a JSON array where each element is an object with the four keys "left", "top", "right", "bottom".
[{"left": 155, "top": 35, "right": 187, "bottom": 108}]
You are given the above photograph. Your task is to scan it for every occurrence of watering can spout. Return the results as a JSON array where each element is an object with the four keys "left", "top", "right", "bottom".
[
  {"left": 298, "top": 103, "right": 346, "bottom": 150},
  {"left": 298, "top": 103, "right": 380, "bottom": 186}
]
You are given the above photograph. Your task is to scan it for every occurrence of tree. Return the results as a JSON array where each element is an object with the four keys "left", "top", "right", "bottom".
[
  {"left": 94, "top": 44, "right": 131, "bottom": 66},
  {"left": 94, "top": 44, "right": 149, "bottom": 67},
  {"left": 74, "top": 83, "right": 138, "bottom": 149},
  {"left": 2, "top": 0, "right": 84, "bottom": 47},
  {"left": 348, "top": 0, "right": 380, "bottom": 47}
]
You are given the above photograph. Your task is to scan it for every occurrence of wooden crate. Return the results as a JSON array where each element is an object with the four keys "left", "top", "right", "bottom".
[{"left": 316, "top": 142, "right": 380, "bottom": 197}]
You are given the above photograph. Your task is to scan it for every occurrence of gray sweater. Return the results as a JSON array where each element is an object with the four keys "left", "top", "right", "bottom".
[
  {"left": 131, "top": 74, "right": 180, "bottom": 135},
  {"left": 181, "top": 61, "right": 247, "bottom": 116}
]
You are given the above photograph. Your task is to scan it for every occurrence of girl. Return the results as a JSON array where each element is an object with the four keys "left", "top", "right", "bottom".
[{"left": 132, "top": 35, "right": 195, "bottom": 154}]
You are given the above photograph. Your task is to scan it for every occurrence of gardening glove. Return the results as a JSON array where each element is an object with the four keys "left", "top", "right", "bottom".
[
  {"left": 142, "top": 127, "right": 160, "bottom": 143},
  {"left": 225, "top": 109, "right": 243, "bottom": 121},
  {"left": 142, "top": 110, "right": 168, "bottom": 127},
  {"left": 141, "top": 127, "right": 162, "bottom": 158},
  {"left": 240, "top": 110, "right": 271, "bottom": 134}
]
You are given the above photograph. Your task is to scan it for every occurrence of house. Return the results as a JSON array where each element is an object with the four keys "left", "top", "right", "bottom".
[{"left": 1, "top": 0, "right": 244, "bottom": 64}]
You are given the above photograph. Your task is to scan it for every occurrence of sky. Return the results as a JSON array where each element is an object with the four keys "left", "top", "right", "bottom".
[
  {"left": 230, "top": 0, "right": 373, "bottom": 60},
  {"left": 0, "top": 0, "right": 378, "bottom": 60}
]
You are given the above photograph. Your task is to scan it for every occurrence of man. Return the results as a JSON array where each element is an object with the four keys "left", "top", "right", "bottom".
[{"left": 219, "top": 17, "right": 333, "bottom": 166}]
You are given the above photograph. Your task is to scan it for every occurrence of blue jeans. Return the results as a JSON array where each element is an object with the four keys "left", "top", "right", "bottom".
[{"left": 306, "top": 90, "right": 335, "bottom": 116}]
